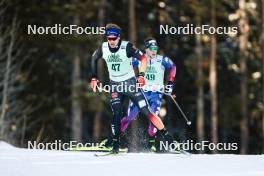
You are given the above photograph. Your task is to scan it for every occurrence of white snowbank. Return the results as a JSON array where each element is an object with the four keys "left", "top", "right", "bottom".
[
  {"left": 0, "top": 141, "right": 16, "bottom": 149},
  {"left": 0, "top": 142, "right": 263, "bottom": 176}
]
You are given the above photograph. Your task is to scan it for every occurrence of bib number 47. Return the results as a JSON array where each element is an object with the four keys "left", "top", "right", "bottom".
[{"left": 112, "top": 64, "right": 120, "bottom": 72}]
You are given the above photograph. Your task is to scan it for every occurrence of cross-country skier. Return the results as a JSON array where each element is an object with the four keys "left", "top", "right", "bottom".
[
  {"left": 120, "top": 37, "right": 176, "bottom": 151},
  {"left": 90, "top": 23, "right": 172, "bottom": 153}
]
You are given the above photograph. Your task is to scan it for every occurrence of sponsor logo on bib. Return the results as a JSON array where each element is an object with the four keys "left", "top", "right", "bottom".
[{"left": 107, "top": 54, "right": 122, "bottom": 62}]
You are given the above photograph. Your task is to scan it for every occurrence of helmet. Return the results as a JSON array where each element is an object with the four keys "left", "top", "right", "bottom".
[{"left": 144, "top": 38, "right": 158, "bottom": 48}]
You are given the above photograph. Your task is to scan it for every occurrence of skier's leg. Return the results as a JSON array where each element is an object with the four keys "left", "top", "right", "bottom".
[
  {"left": 121, "top": 100, "right": 139, "bottom": 133},
  {"left": 126, "top": 86, "right": 164, "bottom": 130},
  {"left": 109, "top": 91, "right": 124, "bottom": 153},
  {"left": 134, "top": 93, "right": 164, "bottom": 130},
  {"left": 147, "top": 93, "right": 163, "bottom": 151},
  {"left": 110, "top": 92, "right": 122, "bottom": 136},
  {"left": 124, "top": 78, "right": 172, "bottom": 143},
  {"left": 133, "top": 92, "right": 174, "bottom": 148},
  {"left": 147, "top": 93, "right": 163, "bottom": 137}
]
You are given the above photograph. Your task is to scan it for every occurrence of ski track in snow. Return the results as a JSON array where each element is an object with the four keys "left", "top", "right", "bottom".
[{"left": 0, "top": 142, "right": 263, "bottom": 176}]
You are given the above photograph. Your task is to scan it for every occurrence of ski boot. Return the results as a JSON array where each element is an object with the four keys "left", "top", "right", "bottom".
[
  {"left": 160, "top": 129, "right": 174, "bottom": 144},
  {"left": 148, "top": 136, "right": 157, "bottom": 152},
  {"left": 111, "top": 137, "right": 120, "bottom": 154},
  {"left": 155, "top": 129, "right": 174, "bottom": 152},
  {"left": 99, "top": 136, "right": 113, "bottom": 149},
  {"left": 100, "top": 135, "right": 128, "bottom": 153}
]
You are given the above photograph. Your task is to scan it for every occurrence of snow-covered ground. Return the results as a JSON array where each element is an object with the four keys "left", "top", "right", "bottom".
[{"left": 0, "top": 141, "right": 263, "bottom": 176}]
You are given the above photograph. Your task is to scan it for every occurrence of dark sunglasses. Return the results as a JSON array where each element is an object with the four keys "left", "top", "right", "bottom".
[{"left": 107, "top": 37, "right": 118, "bottom": 41}]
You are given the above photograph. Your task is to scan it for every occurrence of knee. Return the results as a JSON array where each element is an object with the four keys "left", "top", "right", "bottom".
[
  {"left": 140, "top": 106, "right": 152, "bottom": 118},
  {"left": 148, "top": 123, "right": 157, "bottom": 136},
  {"left": 111, "top": 99, "right": 122, "bottom": 117}
]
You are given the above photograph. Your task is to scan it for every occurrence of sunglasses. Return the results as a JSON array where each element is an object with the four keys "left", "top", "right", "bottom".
[
  {"left": 149, "top": 46, "right": 158, "bottom": 51},
  {"left": 107, "top": 37, "right": 118, "bottom": 41}
]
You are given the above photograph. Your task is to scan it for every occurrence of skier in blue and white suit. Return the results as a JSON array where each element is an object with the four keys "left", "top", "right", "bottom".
[{"left": 120, "top": 37, "right": 177, "bottom": 151}]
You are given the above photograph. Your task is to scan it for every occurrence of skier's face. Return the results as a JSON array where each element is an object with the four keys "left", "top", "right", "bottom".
[
  {"left": 146, "top": 46, "right": 158, "bottom": 59},
  {"left": 107, "top": 36, "right": 120, "bottom": 48}
]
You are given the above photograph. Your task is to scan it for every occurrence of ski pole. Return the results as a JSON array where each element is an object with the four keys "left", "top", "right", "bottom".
[{"left": 163, "top": 93, "right": 192, "bottom": 126}]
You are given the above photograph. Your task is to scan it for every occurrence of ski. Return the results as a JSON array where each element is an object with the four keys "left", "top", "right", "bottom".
[
  {"left": 167, "top": 150, "right": 191, "bottom": 155},
  {"left": 69, "top": 146, "right": 128, "bottom": 153},
  {"left": 94, "top": 152, "right": 127, "bottom": 157}
]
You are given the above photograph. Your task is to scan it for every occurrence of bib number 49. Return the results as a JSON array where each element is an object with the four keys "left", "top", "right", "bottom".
[
  {"left": 112, "top": 64, "right": 120, "bottom": 72},
  {"left": 146, "top": 74, "right": 155, "bottom": 81}
]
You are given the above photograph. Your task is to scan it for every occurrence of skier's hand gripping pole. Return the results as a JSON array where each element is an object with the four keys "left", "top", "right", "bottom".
[{"left": 137, "top": 72, "right": 146, "bottom": 87}]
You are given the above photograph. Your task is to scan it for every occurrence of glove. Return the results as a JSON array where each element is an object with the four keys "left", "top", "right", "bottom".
[
  {"left": 165, "top": 81, "right": 174, "bottom": 94},
  {"left": 137, "top": 72, "right": 145, "bottom": 87},
  {"left": 90, "top": 78, "right": 99, "bottom": 92}
]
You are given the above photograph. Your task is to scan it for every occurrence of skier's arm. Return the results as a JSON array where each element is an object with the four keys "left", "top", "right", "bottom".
[
  {"left": 90, "top": 45, "right": 102, "bottom": 91},
  {"left": 126, "top": 42, "right": 147, "bottom": 74},
  {"left": 132, "top": 57, "right": 140, "bottom": 68},
  {"left": 91, "top": 45, "right": 103, "bottom": 79},
  {"left": 162, "top": 56, "right": 176, "bottom": 82},
  {"left": 163, "top": 56, "right": 176, "bottom": 95},
  {"left": 138, "top": 57, "right": 147, "bottom": 74}
]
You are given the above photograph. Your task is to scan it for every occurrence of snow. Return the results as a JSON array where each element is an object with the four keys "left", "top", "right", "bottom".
[{"left": 0, "top": 141, "right": 263, "bottom": 176}]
